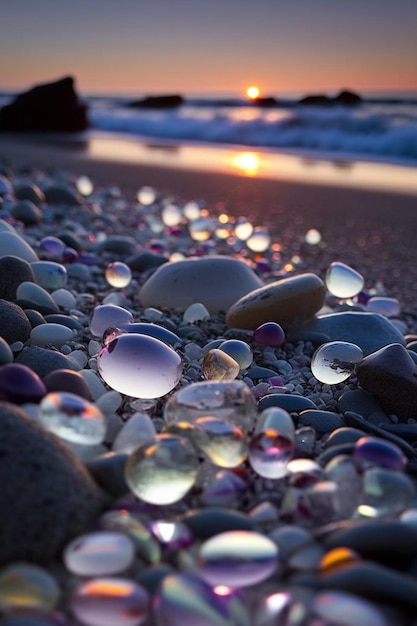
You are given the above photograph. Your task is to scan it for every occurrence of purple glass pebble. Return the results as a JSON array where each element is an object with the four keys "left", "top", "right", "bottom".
[
  {"left": 39, "top": 236, "right": 65, "bottom": 260},
  {"left": 0, "top": 363, "right": 47, "bottom": 404},
  {"left": 253, "top": 322, "right": 285, "bottom": 347},
  {"left": 353, "top": 436, "right": 407, "bottom": 472}
]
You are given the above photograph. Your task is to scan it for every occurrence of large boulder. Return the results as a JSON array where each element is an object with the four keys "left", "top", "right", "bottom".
[{"left": 0, "top": 76, "right": 88, "bottom": 132}]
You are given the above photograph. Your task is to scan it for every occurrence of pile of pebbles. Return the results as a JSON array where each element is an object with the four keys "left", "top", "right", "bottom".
[{"left": 0, "top": 167, "right": 417, "bottom": 625}]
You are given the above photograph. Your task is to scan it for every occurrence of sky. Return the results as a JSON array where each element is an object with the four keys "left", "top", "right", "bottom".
[{"left": 1, "top": 0, "right": 416, "bottom": 97}]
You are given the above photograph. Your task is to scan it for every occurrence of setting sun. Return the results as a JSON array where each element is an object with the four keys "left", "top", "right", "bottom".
[{"left": 246, "top": 85, "right": 260, "bottom": 100}]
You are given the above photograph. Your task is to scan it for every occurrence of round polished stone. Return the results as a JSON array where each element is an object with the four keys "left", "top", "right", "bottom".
[
  {"left": 64, "top": 531, "right": 136, "bottom": 576},
  {"left": 31, "top": 261, "right": 67, "bottom": 291},
  {"left": 100, "top": 510, "right": 161, "bottom": 564},
  {"left": 30, "top": 322, "right": 75, "bottom": 349},
  {"left": 218, "top": 339, "right": 253, "bottom": 370},
  {"left": 0, "top": 363, "right": 47, "bottom": 404},
  {"left": 199, "top": 530, "right": 278, "bottom": 587}
]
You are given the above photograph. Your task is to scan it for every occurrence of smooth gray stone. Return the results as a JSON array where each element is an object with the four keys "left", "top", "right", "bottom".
[
  {"left": 24, "top": 308, "right": 47, "bottom": 328},
  {"left": 0, "top": 299, "right": 32, "bottom": 344},
  {"left": 85, "top": 452, "right": 129, "bottom": 498},
  {"left": 343, "top": 411, "right": 417, "bottom": 458},
  {"left": 43, "top": 185, "right": 82, "bottom": 206},
  {"left": 126, "top": 250, "right": 168, "bottom": 272},
  {"left": 44, "top": 314, "right": 83, "bottom": 331},
  {"left": 0, "top": 255, "right": 36, "bottom": 301},
  {"left": 258, "top": 394, "right": 316, "bottom": 413},
  {"left": 43, "top": 368, "right": 93, "bottom": 401},
  {"left": 0, "top": 402, "right": 105, "bottom": 565},
  {"left": 0, "top": 231, "right": 39, "bottom": 262},
  {"left": 181, "top": 508, "right": 254, "bottom": 540},
  {"left": 337, "top": 389, "right": 389, "bottom": 422},
  {"left": 247, "top": 365, "right": 279, "bottom": 380},
  {"left": 15, "top": 346, "right": 78, "bottom": 378},
  {"left": 298, "top": 410, "right": 344, "bottom": 435},
  {"left": 95, "top": 235, "right": 137, "bottom": 256},
  {"left": 324, "top": 427, "right": 367, "bottom": 448},
  {"left": 14, "top": 181, "right": 45, "bottom": 206},
  {"left": 137, "top": 564, "right": 175, "bottom": 596},
  {"left": 10, "top": 200, "right": 43, "bottom": 225},
  {"left": 301, "top": 312, "right": 405, "bottom": 356}
]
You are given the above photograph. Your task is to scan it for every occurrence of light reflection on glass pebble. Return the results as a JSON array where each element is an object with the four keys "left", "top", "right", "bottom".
[
  {"left": 183, "top": 302, "right": 210, "bottom": 323},
  {"left": 312, "top": 591, "right": 388, "bottom": 626},
  {"left": 188, "top": 217, "right": 213, "bottom": 241},
  {"left": 39, "top": 236, "right": 65, "bottom": 260},
  {"left": 366, "top": 296, "right": 400, "bottom": 318},
  {"left": 249, "top": 408, "right": 295, "bottom": 479},
  {"left": 234, "top": 218, "right": 254, "bottom": 241},
  {"left": 353, "top": 436, "right": 406, "bottom": 471},
  {"left": 305, "top": 228, "right": 322, "bottom": 245},
  {"left": 193, "top": 416, "right": 247, "bottom": 468},
  {"left": 100, "top": 510, "right": 161, "bottom": 564},
  {"left": 0, "top": 563, "right": 60, "bottom": 612},
  {"left": 325, "top": 261, "right": 365, "bottom": 299},
  {"left": 253, "top": 322, "right": 285, "bottom": 347},
  {"left": 203, "top": 349, "right": 240, "bottom": 381},
  {"left": 153, "top": 572, "right": 250, "bottom": 626},
  {"left": 150, "top": 520, "right": 193, "bottom": 550},
  {"left": 70, "top": 577, "right": 149, "bottom": 626},
  {"left": 218, "top": 339, "right": 253, "bottom": 370},
  {"left": 355, "top": 467, "right": 415, "bottom": 518},
  {"left": 77, "top": 175, "right": 94, "bottom": 196},
  {"left": 97, "top": 334, "right": 182, "bottom": 399},
  {"left": 161, "top": 204, "right": 182, "bottom": 227},
  {"left": 64, "top": 531, "right": 136, "bottom": 576},
  {"left": 246, "top": 227, "right": 271, "bottom": 252},
  {"left": 183, "top": 201, "right": 200, "bottom": 221},
  {"left": 311, "top": 341, "right": 363, "bottom": 384},
  {"left": 125, "top": 434, "right": 199, "bottom": 505},
  {"left": 199, "top": 530, "right": 278, "bottom": 587},
  {"left": 318, "top": 547, "right": 361, "bottom": 574},
  {"left": 38, "top": 391, "right": 106, "bottom": 444},
  {"left": 254, "top": 591, "right": 307, "bottom": 626},
  {"left": 105, "top": 262, "right": 132, "bottom": 288},
  {"left": 137, "top": 186, "right": 156, "bottom": 205},
  {"left": 89, "top": 304, "right": 133, "bottom": 338}
]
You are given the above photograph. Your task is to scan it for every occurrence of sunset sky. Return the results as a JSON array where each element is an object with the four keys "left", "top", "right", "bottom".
[{"left": 1, "top": 0, "right": 416, "bottom": 97}]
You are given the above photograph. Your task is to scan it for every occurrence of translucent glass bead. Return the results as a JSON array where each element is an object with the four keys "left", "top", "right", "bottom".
[
  {"left": 253, "top": 322, "right": 285, "bottom": 347},
  {"left": 63, "top": 531, "right": 136, "bottom": 576},
  {"left": 125, "top": 434, "right": 199, "bottom": 505},
  {"left": 70, "top": 577, "right": 149, "bottom": 626},
  {"left": 137, "top": 186, "right": 156, "bottom": 205},
  {"left": 311, "top": 341, "right": 363, "bottom": 384},
  {"left": 355, "top": 467, "right": 415, "bottom": 518},
  {"left": 0, "top": 563, "right": 60, "bottom": 612},
  {"left": 325, "top": 261, "right": 364, "bottom": 298},
  {"left": 164, "top": 380, "right": 257, "bottom": 432},
  {"left": 105, "top": 262, "right": 132, "bottom": 288},
  {"left": 183, "top": 302, "right": 210, "bottom": 323},
  {"left": 183, "top": 201, "right": 200, "bottom": 221},
  {"left": 192, "top": 416, "right": 247, "bottom": 468},
  {"left": 188, "top": 217, "right": 213, "bottom": 241},
  {"left": 199, "top": 530, "right": 278, "bottom": 587},
  {"left": 150, "top": 520, "right": 194, "bottom": 550},
  {"left": 39, "top": 236, "right": 65, "bottom": 260},
  {"left": 77, "top": 175, "right": 94, "bottom": 196},
  {"left": 38, "top": 391, "right": 106, "bottom": 444},
  {"left": 318, "top": 547, "right": 361, "bottom": 574},
  {"left": 161, "top": 204, "right": 182, "bottom": 227},
  {"left": 246, "top": 227, "right": 271, "bottom": 252},
  {"left": 254, "top": 591, "right": 307, "bottom": 626},
  {"left": 112, "top": 412, "right": 156, "bottom": 454},
  {"left": 97, "top": 334, "right": 182, "bottom": 399},
  {"left": 248, "top": 408, "right": 295, "bottom": 479},
  {"left": 353, "top": 436, "right": 407, "bottom": 471},
  {"left": 218, "top": 339, "right": 253, "bottom": 370},
  {"left": 100, "top": 510, "right": 161, "bottom": 564},
  {"left": 305, "top": 228, "right": 322, "bottom": 245},
  {"left": 203, "top": 349, "right": 240, "bottom": 381},
  {"left": 89, "top": 304, "right": 133, "bottom": 338}
]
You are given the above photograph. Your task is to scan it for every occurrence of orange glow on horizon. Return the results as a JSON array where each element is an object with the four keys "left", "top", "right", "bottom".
[
  {"left": 246, "top": 85, "right": 260, "bottom": 100},
  {"left": 234, "top": 152, "right": 260, "bottom": 176}
]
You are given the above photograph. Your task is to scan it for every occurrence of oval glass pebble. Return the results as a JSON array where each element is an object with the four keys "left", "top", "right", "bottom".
[
  {"left": 0, "top": 563, "right": 60, "bottom": 612},
  {"left": 199, "top": 530, "right": 278, "bottom": 587},
  {"left": 38, "top": 391, "right": 106, "bottom": 444},
  {"left": 39, "top": 236, "right": 65, "bottom": 260},
  {"left": 89, "top": 304, "right": 133, "bottom": 338},
  {"left": 325, "top": 261, "right": 364, "bottom": 298},
  {"left": 253, "top": 322, "right": 285, "bottom": 347},
  {"left": 305, "top": 228, "right": 322, "bottom": 245},
  {"left": 183, "top": 201, "right": 200, "bottom": 221},
  {"left": 97, "top": 334, "right": 182, "bottom": 399},
  {"left": 71, "top": 577, "right": 149, "bottom": 626},
  {"left": 125, "top": 434, "right": 199, "bottom": 505},
  {"left": 246, "top": 227, "right": 271, "bottom": 252},
  {"left": 100, "top": 510, "right": 161, "bottom": 564},
  {"left": 311, "top": 341, "right": 363, "bottom": 384},
  {"left": 366, "top": 296, "right": 400, "bottom": 318},
  {"left": 105, "top": 262, "right": 132, "bottom": 288},
  {"left": 218, "top": 339, "right": 253, "bottom": 370},
  {"left": 356, "top": 467, "right": 415, "bottom": 518},
  {"left": 312, "top": 591, "right": 388, "bottom": 626},
  {"left": 193, "top": 416, "right": 247, "bottom": 468},
  {"left": 188, "top": 217, "right": 213, "bottom": 241},
  {"left": 150, "top": 520, "right": 194, "bottom": 550},
  {"left": 249, "top": 430, "right": 294, "bottom": 479},
  {"left": 64, "top": 531, "right": 135, "bottom": 576},
  {"left": 234, "top": 218, "right": 253, "bottom": 241},
  {"left": 162, "top": 204, "right": 182, "bottom": 227},
  {"left": 353, "top": 436, "right": 407, "bottom": 471},
  {"left": 203, "top": 349, "right": 240, "bottom": 381}
]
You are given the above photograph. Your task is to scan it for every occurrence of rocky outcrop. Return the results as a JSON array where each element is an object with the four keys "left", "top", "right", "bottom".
[
  {"left": 0, "top": 76, "right": 88, "bottom": 132},
  {"left": 299, "top": 90, "right": 362, "bottom": 106},
  {"left": 128, "top": 94, "right": 184, "bottom": 108}
]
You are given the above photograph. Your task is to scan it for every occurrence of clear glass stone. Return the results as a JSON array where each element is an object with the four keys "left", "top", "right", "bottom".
[{"left": 311, "top": 341, "right": 363, "bottom": 384}]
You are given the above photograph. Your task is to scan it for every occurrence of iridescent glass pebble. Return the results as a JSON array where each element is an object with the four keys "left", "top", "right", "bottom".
[
  {"left": 366, "top": 296, "right": 400, "bottom": 318},
  {"left": 0, "top": 563, "right": 60, "bottom": 612},
  {"left": 253, "top": 322, "right": 285, "bottom": 347},
  {"left": 246, "top": 227, "right": 271, "bottom": 252},
  {"left": 325, "top": 261, "right": 365, "bottom": 298},
  {"left": 125, "top": 434, "right": 199, "bottom": 505},
  {"left": 199, "top": 530, "right": 278, "bottom": 587},
  {"left": 89, "top": 304, "right": 133, "bottom": 338},
  {"left": 105, "top": 262, "right": 132, "bottom": 288},
  {"left": 218, "top": 339, "right": 253, "bottom": 370},
  {"left": 38, "top": 391, "right": 106, "bottom": 444},
  {"left": 97, "top": 334, "right": 182, "bottom": 398},
  {"left": 70, "top": 577, "right": 149, "bottom": 626},
  {"left": 193, "top": 416, "right": 247, "bottom": 468},
  {"left": 31, "top": 261, "right": 67, "bottom": 290},
  {"left": 64, "top": 531, "right": 135, "bottom": 576},
  {"left": 39, "top": 236, "right": 65, "bottom": 260},
  {"left": 153, "top": 572, "right": 249, "bottom": 626},
  {"left": 203, "top": 349, "right": 240, "bottom": 381},
  {"left": 183, "top": 302, "right": 210, "bottom": 323},
  {"left": 164, "top": 380, "right": 257, "bottom": 432},
  {"left": 254, "top": 590, "right": 307, "bottom": 626},
  {"left": 100, "top": 510, "right": 161, "bottom": 564},
  {"left": 137, "top": 186, "right": 156, "bottom": 205},
  {"left": 312, "top": 591, "right": 388, "bottom": 626},
  {"left": 0, "top": 363, "right": 46, "bottom": 404},
  {"left": 286, "top": 458, "right": 324, "bottom": 487},
  {"left": 30, "top": 323, "right": 75, "bottom": 348},
  {"left": 311, "top": 341, "right": 363, "bottom": 384},
  {"left": 150, "top": 520, "right": 194, "bottom": 550},
  {"left": 356, "top": 467, "right": 415, "bottom": 518},
  {"left": 353, "top": 436, "right": 407, "bottom": 471},
  {"left": 249, "top": 408, "right": 295, "bottom": 479}
]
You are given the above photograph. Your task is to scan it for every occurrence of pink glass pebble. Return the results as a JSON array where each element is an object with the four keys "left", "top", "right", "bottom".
[
  {"left": 89, "top": 304, "right": 133, "bottom": 338},
  {"left": 71, "top": 577, "right": 149, "bottom": 626},
  {"left": 253, "top": 322, "right": 285, "bottom": 347}
]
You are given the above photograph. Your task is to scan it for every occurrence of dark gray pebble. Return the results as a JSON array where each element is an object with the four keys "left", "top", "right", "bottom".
[
  {"left": 24, "top": 308, "right": 47, "bottom": 328},
  {"left": 85, "top": 452, "right": 129, "bottom": 498},
  {"left": 15, "top": 346, "right": 78, "bottom": 378},
  {"left": 120, "top": 322, "right": 181, "bottom": 348},
  {"left": 316, "top": 443, "right": 356, "bottom": 466},
  {"left": 43, "top": 185, "right": 82, "bottom": 206},
  {"left": 43, "top": 368, "right": 93, "bottom": 400},
  {"left": 298, "top": 410, "right": 344, "bottom": 436},
  {"left": 10, "top": 200, "right": 43, "bottom": 225},
  {"left": 247, "top": 365, "right": 279, "bottom": 380},
  {"left": 15, "top": 297, "right": 59, "bottom": 316},
  {"left": 137, "top": 564, "right": 175, "bottom": 595},
  {"left": 343, "top": 411, "right": 417, "bottom": 458},
  {"left": 14, "top": 182, "right": 45, "bottom": 206},
  {"left": 338, "top": 389, "right": 389, "bottom": 423},
  {"left": 126, "top": 250, "right": 168, "bottom": 272},
  {"left": 181, "top": 507, "right": 254, "bottom": 539},
  {"left": 0, "top": 255, "right": 36, "bottom": 301},
  {"left": 380, "top": 422, "right": 417, "bottom": 443},
  {"left": 44, "top": 314, "right": 84, "bottom": 331},
  {"left": 258, "top": 394, "right": 316, "bottom": 413},
  {"left": 0, "top": 401, "right": 106, "bottom": 565},
  {"left": 95, "top": 235, "right": 137, "bottom": 257},
  {"left": 324, "top": 427, "right": 367, "bottom": 448},
  {"left": 0, "top": 299, "right": 32, "bottom": 344}
]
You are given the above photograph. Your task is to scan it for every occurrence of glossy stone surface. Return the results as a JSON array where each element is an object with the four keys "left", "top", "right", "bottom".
[
  {"left": 89, "top": 304, "right": 134, "bottom": 338},
  {"left": 38, "top": 392, "right": 106, "bottom": 445},
  {"left": 312, "top": 591, "right": 388, "bottom": 626},
  {"left": 0, "top": 363, "right": 47, "bottom": 404},
  {"left": 325, "top": 261, "right": 364, "bottom": 298},
  {"left": 353, "top": 436, "right": 407, "bottom": 471},
  {"left": 0, "top": 563, "right": 60, "bottom": 612},
  {"left": 253, "top": 322, "right": 285, "bottom": 347},
  {"left": 218, "top": 339, "right": 253, "bottom": 370},
  {"left": 356, "top": 467, "right": 415, "bottom": 518},
  {"left": 311, "top": 341, "right": 363, "bottom": 384},
  {"left": 183, "top": 302, "right": 211, "bottom": 323},
  {"left": 64, "top": 531, "right": 136, "bottom": 576},
  {"left": 249, "top": 408, "right": 295, "bottom": 479},
  {"left": 125, "top": 434, "right": 199, "bottom": 505},
  {"left": 203, "top": 349, "right": 240, "bottom": 381},
  {"left": 70, "top": 577, "right": 149, "bottom": 626},
  {"left": 98, "top": 333, "right": 182, "bottom": 399},
  {"left": 100, "top": 510, "right": 161, "bottom": 564},
  {"left": 150, "top": 520, "right": 193, "bottom": 550},
  {"left": 39, "top": 236, "right": 65, "bottom": 260},
  {"left": 118, "top": 322, "right": 181, "bottom": 347},
  {"left": 30, "top": 322, "right": 75, "bottom": 348},
  {"left": 199, "top": 530, "right": 278, "bottom": 587},
  {"left": 366, "top": 296, "right": 400, "bottom": 318},
  {"left": 164, "top": 380, "right": 257, "bottom": 432},
  {"left": 105, "top": 262, "right": 132, "bottom": 288},
  {"left": 31, "top": 261, "right": 67, "bottom": 290}
]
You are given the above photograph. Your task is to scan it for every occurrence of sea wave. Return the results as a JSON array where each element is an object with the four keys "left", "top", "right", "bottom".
[{"left": 88, "top": 105, "right": 417, "bottom": 163}]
